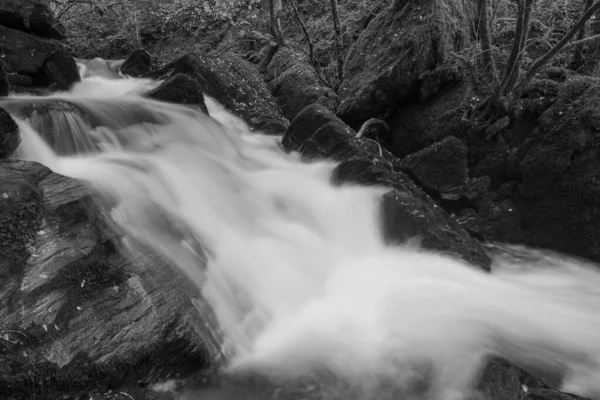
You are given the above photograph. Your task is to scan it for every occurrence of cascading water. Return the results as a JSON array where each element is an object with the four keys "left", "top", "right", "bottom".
[{"left": 5, "top": 66, "right": 600, "bottom": 400}]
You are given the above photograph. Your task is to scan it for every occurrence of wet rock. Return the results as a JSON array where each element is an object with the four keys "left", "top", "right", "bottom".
[
  {"left": 0, "top": 107, "right": 20, "bottom": 158},
  {"left": 43, "top": 47, "right": 82, "bottom": 91},
  {"left": 146, "top": 73, "right": 208, "bottom": 114},
  {"left": 0, "top": 0, "right": 66, "bottom": 40},
  {"left": 401, "top": 136, "right": 468, "bottom": 194},
  {"left": 148, "top": 52, "right": 288, "bottom": 134},
  {"left": 265, "top": 47, "right": 336, "bottom": 121},
  {"left": 120, "top": 49, "right": 152, "bottom": 78},
  {"left": 0, "top": 160, "right": 222, "bottom": 399},
  {"left": 338, "top": 0, "right": 476, "bottom": 128},
  {"left": 0, "top": 59, "right": 9, "bottom": 96},
  {"left": 0, "top": 25, "right": 80, "bottom": 90},
  {"left": 282, "top": 104, "right": 490, "bottom": 271},
  {"left": 478, "top": 358, "right": 523, "bottom": 400}
]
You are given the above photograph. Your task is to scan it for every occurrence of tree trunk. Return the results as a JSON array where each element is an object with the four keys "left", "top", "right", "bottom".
[
  {"left": 570, "top": 0, "right": 594, "bottom": 70},
  {"left": 499, "top": 0, "right": 536, "bottom": 96},
  {"left": 477, "top": 0, "right": 499, "bottom": 84},
  {"left": 269, "top": 0, "right": 284, "bottom": 45},
  {"left": 330, "top": 0, "right": 344, "bottom": 85}
]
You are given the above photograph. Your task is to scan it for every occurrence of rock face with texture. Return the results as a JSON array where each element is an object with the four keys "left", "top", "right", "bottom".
[
  {"left": 120, "top": 49, "right": 152, "bottom": 78},
  {"left": 0, "top": 107, "right": 19, "bottom": 158},
  {"left": 146, "top": 73, "right": 209, "bottom": 114},
  {"left": 0, "top": 24, "right": 80, "bottom": 90},
  {"left": 265, "top": 47, "right": 337, "bottom": 121},
  {"left": 0, "top": 160, "right": 220, "bottom": 399},
  {"left": 283, "top": 104, "right": 490, "bottom": 271},
  {"left": 148, "top": 52, "right": 288, "bottom": 135},
  {"left": 337, "top": 0, "right": 476, "bottom": 128},
  {"left": 511, "top": 78, "right": 600, "bottom": 261},
  {"left": 0, "top": 0, "right": 66, "bottom": 40},
  {"left": 401, "top": 136, "right": 468, "bottom": 194}
]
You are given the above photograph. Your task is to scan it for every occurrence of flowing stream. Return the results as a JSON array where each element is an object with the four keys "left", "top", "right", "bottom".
[{"left": 4, "top": 65, "right": 600, "bottom": 400}]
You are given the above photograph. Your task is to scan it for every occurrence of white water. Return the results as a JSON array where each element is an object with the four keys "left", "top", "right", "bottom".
[{"left": 5, "top": 71, "right": 600, "bottom": 400}]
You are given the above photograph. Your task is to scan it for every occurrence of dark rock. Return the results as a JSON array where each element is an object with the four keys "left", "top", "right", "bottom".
[
  {"left": 0, "top": 0, "right": 66, "bottom": 40},
  {"left": 314, "top": 95, "right": 338, "bottom": 113},
  {"left": 0, "top": 107, "right": 20, "bottom": 158},
  {"left": 0, "top": 160, "right": 222, "bottom": 399},
  {"left": 43, "top": 47, "right": 81, "bottom": 90},
  {"left": 390, "top": 70, "right": 473, "bottom": 157},
  {"left": 0, "top": 59, "right": 9, "bottom": 96},
  {"left": 283, "top": 104, "right": 490, "bottom": 271},
  {"left": 283, "top": 104, "right": 354, "bottom": 152},
  {"left": 0, "top": 25, "right": 80, "bottom": 90},
  {"left": 338, "top": 0, "right": 476, "bottom": 128},
  {"left": 402, "top": 136, "right": 468, "bottom": 194},
  {"left": 477, "top": 358, "right": 523, "bottom": 400},
  {"left": 146, "top": 73, "right": 208, "bottom": 114},
  {"left": 148, "top": 52, "right": 288, "bottom": 134},
  {"left": 265, "top": 47, "right": 336, "bottom": 121},
  {"left": 356, "top": 118, "right": 391, "bottom": 147},
  {"left": 120, "top": 49, "right": 152, "bottom": 78},
  {"left": 456, "top": 200, "right": 524, "bottom": 243},
  {"left": 7, "top": 72, "right": 33, "bottom": 88},
  {"left": 510, "top": 77, "right": 600, "bottom": 261}
]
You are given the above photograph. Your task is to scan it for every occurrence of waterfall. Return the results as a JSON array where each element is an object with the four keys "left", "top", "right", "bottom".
[{"left": 5, "top": 69, "right": 600, "bottom": 400}]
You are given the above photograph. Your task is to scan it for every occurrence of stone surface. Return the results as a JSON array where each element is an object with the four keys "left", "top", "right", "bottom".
[
  {"left": 120, "top": 49, "right": 152, "bottom": 78},
  {"left": 389, "top": 64, "right": 473, "bottom": 157},
  {"left": 265, "top": 47, "right": 337, "bottom": 122},
  {"left": 0, "top": 59, "right": 9, "bottom": 96},
  {"left": 0, "top": 25, "right": 80, "bottom": 90},
  {"left": 511, "top": 78, "right": 600, "bottom": 261},
  {"left": 0, "top": 0, "right": 66, "bottom": 40},
  {"left": 148, "top": 52, "right": 288, "bottom": 135},
  {"left": 337, "top": 0, "right": 476, "bottom": 129},
  {"left": 146, "top": 73, "right": 209, "bottom": 114},
  {"left": 401, "top": 136, "right": 468, "bottom": 194},
  {"left": 0, "top": 107, "right": 19, "bottom": 158},
  {"left": 0, "top": 160, "right": 221, "bottom": 399}
]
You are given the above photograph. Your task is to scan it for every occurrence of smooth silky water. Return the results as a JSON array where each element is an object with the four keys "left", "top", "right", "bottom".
[{"left": 4, "top": 64, "right": 600, "bottom": 400}]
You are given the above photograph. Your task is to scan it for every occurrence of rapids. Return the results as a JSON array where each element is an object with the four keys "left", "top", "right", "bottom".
[{"left": 4, "top": 66, "right": 600, "bottom": 400}]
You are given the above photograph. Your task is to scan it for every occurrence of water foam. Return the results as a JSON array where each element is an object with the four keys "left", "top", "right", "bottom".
[{"left": 6, "top": 72, "right": 600, "bottom": 400}]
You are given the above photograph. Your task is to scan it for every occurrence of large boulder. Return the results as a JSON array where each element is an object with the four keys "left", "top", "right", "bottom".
[
  {"left": 283, "top": 104, "right": 491, "bottom": 270},
  {"left": 0, "top": 160, "right": 221, "bottom": 399},
  {"left": 337, "top": 0, "right": 476, "bottom": 129},
  {"left": 265, "top": 47, "right": 337, "bottom": 121},
  {"left": 0, "top": 25, "right": 80, "bottom": 90},
  {"left": 148, "top": 52, "right": 288, "bottom": 135},
  {"left": 0, "top": 0, "right": 66, "bottom": 40},
  {"left": 389, "top": 60, "right": 474, "bottom": 156}
]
